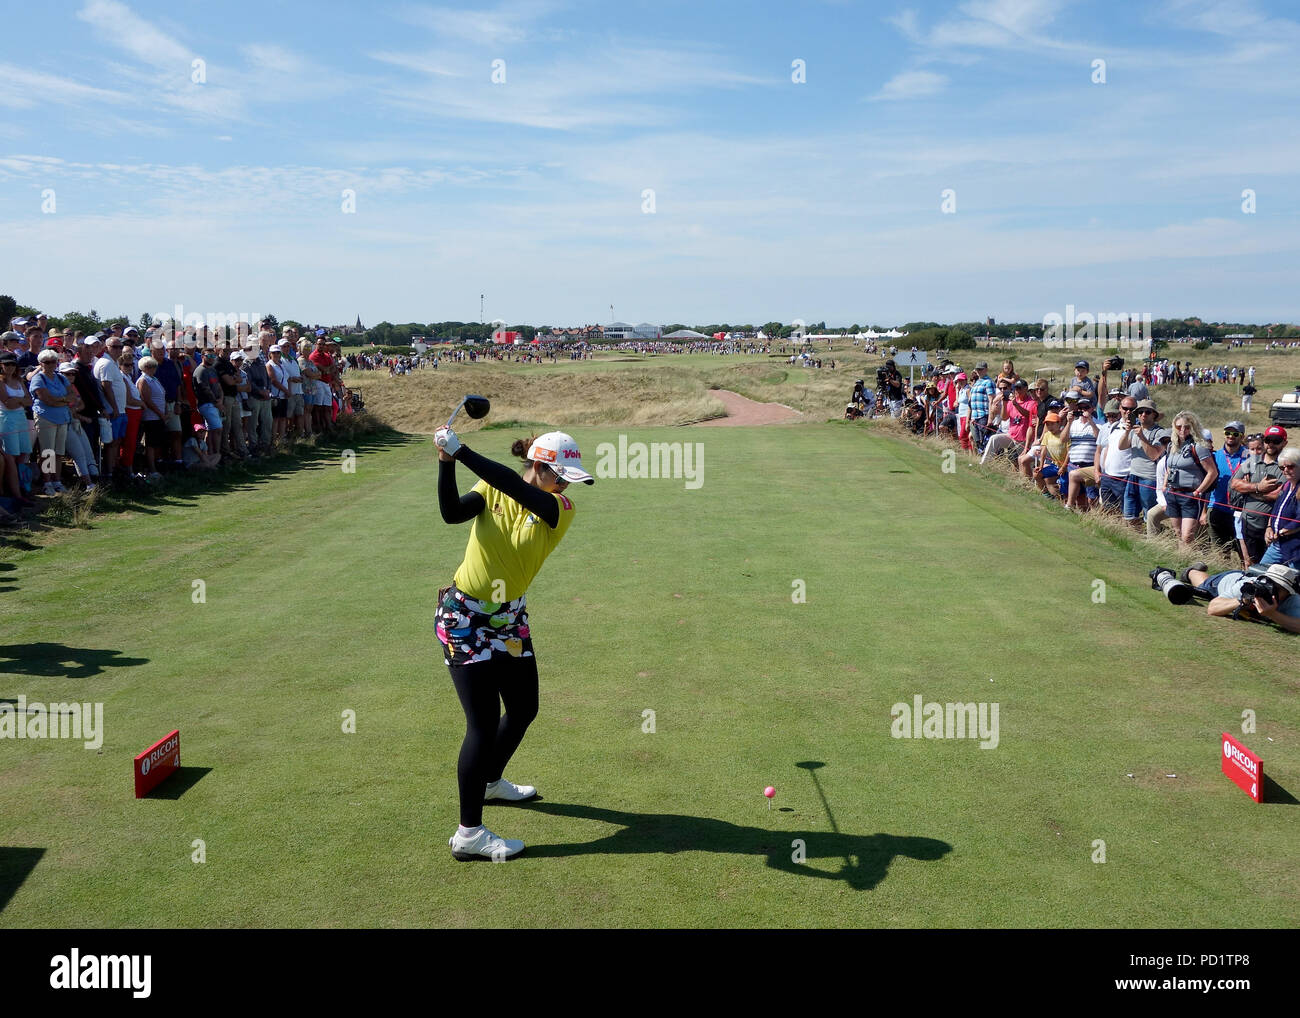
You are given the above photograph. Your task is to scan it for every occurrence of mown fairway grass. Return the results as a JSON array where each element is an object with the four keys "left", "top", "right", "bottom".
[
  {"left": 349, "top": 342, "right": 1300, "bottom": 436},
  {"left": 1, "top": 419, "right": 1296, "bottom": 928}
]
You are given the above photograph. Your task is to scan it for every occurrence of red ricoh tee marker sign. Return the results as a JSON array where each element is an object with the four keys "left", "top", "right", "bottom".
[
  {"left": 134, "top": 729, "right": 180, "bottom": 798},
  {"left": 1220, "top": 732, "right": 1263, "bottom": 803}
]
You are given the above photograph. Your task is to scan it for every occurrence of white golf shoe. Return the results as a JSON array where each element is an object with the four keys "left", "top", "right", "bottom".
[
  {"left": 449, "top": 825, "right": 524, "bottom": 862},
  {"left": 484, "top": 778, "right": 537, "bottom": 803}
]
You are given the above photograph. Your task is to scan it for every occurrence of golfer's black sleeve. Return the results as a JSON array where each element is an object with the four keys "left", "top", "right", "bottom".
[
  {"left": 454, "top": 446, "right": 560, "bottom": 528},
  {"left": 438, "top": 458, "right": 485, "bottom": 524}
]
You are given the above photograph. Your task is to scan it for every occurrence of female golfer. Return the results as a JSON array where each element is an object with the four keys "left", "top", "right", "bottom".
[{"left": 433, "top": 424, "right": 593, "bottom": 861}]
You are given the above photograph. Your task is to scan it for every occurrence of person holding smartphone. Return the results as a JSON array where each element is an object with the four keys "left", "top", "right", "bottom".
[
  {"left": 1232, "top": 426, "right": 1286, "bottom": 564},
  {"left": 1117, "top": 400, "right": 1169, "bottom": 530}
]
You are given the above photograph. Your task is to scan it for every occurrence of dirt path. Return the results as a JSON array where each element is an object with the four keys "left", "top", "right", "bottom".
[{"left": 695, "top": 389, "right": 803, "bottom": 426}]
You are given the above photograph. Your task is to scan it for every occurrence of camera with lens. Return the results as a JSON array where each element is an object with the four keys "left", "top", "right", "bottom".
[
  {"left": 1149, "top": 567, "right": 1194, "bottom": 604},
  {"left": 876, "top": 365, "right": 890, "bottom": 384},
  {"left": 1239, "top": 576, "right": 1281, "bottom": 602},
  {"left": 1239, "top": 564, "right": 1300, "bottom": 604},
  {"left": 1104, "top": 356, "right": 1124, "bottom": 371}
]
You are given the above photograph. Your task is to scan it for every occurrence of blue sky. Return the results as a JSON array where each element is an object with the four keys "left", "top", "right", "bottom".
[{"left": 2, "top": 0, "right": 1297, "bottom": 327}]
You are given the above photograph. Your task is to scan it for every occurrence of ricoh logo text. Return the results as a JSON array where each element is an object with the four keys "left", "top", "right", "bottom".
[
  {"left": 594, "top": 435, "right": 704, "bottom": 489},
  {"left": 140, "top": 734, "right": 179, "bottom": 774},
  {"left": 1224, "top": 739, "right": 1258, "bottom": 775},
  {"left": 0, "top": 697, "right": 103, "bottom": 749},
  {"left": 890, "top": 695, "right": 1000, "bottom": 749}
]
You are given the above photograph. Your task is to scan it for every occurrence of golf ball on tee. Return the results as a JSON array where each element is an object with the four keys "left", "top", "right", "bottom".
[{"left": 763, "top": 786, "right": 776, "bottom": 799}]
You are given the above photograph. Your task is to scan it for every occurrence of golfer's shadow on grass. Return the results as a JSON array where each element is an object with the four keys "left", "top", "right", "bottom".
[
  {"left": 520, "top": 802, "right": 950, "bottom": 890},
  {"left": 0, "top": 643, "right": 148, "bottom": 678}
]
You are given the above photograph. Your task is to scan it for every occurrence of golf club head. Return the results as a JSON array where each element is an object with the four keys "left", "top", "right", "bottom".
[{"left": 446, "top": 394, "right": 491, "bottom": 429}]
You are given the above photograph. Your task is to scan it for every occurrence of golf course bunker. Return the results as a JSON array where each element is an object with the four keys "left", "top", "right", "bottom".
[{"left": 695, "top": 389, "right": 803, "bottom": 426}]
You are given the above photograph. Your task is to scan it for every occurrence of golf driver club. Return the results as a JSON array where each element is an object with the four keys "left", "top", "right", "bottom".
[{"left": 446, "top": 394, "right": 491, "bottom": 430}]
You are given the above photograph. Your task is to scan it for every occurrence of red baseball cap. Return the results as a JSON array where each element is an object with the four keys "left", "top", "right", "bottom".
[
  {"left": 44, "top": 337, "right": 62, "bottom": 348},
  {"left": 1264, "top": 425, "right": 1288, "bottom": 440}
]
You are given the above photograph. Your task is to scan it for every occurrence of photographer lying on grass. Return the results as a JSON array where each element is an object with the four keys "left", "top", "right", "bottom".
[{"left": 1179, "top": 562, "right": 1300, "bottom": 632}]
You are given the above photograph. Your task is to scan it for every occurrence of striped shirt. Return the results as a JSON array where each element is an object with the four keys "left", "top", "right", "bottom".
[
  {"left": 1067, "top": 418, "right": 1098, "bottom": 465},
  {"left": 970, "top": 376, "right": 995, "bottom": 419}
]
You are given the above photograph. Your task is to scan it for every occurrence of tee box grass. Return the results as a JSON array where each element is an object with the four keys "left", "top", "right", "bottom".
[{"left": 0, "top": 406, "right": 1296, "bottom": 927}]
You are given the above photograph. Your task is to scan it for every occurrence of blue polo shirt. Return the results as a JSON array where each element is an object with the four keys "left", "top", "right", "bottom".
[
  {"left": 29, "top": 370, "right": 72, "bottom": 424},
  {"left": 1209, "top": 445, "right": 1249, "bottom": 512}
]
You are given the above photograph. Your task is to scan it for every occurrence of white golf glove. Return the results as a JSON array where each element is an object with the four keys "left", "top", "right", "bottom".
[{"left": 435, "top": 426, "right": 461, "bottom": 457}]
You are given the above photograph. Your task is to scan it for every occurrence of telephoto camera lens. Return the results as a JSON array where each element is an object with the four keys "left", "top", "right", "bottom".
[{"left": 1150, "top": 567, "right": 1194, "bottom": 605}]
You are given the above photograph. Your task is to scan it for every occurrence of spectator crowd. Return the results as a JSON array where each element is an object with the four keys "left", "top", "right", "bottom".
[
  {"left": 1, "top": 315, "right": 362, "bottom": 522},
  {"left": 865, "top": 355, "right": 1300, "bottom": 577}
]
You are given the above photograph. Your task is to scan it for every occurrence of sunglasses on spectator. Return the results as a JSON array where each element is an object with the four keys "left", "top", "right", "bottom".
[
  {"left": 1224, "top": 429, "right": 1241, "bottom": 436},
  {"left": 1284, "top": 464, "right": 1298, "bottom": 471},
  {"left": 1265, "top": 437, "right": 1285, "bottom": 444}
]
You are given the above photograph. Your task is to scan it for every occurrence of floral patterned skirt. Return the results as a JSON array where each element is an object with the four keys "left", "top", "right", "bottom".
[{"left": 435, "top": 583, "right": 533, "bottom": 666}]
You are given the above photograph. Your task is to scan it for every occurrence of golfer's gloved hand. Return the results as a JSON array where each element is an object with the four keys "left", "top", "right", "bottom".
[{"left": 434, "top": 426, "right": 461, "bottom": 457}]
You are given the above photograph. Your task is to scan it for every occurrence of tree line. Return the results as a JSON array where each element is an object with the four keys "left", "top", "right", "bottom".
[{"left": 4, "top": 297, "right": 1296, "bottom": 347}]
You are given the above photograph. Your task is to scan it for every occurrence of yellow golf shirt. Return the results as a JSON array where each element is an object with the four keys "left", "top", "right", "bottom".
[{"left": 453, "top": 480, "right": 576, "bottom": 602}]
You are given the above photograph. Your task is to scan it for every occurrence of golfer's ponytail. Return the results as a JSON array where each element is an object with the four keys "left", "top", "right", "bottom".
[{"left": 511, "top": 435, "right": 539, "bottom": 465}]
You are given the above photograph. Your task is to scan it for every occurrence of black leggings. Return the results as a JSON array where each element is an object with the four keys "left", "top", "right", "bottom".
[{"left": 449, "top": 654, "right": 539, "bottom": 828}]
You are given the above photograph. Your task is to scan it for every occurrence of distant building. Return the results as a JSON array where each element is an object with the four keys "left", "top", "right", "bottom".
[{"left": 602, "top": 322, "right": 660, "bottom": 340}]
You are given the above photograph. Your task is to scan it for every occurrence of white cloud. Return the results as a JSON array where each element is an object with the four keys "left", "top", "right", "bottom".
[
  {"left": 0, "top": 64, "right": 129, "bottom": 110},
  {"left": 892, "top": 0, "right": 1085, "bottom": 54},
  {"left": 76, "top": 0, "right": 191, "bottom": 67},
  {"left": 1160, "top": 0, "right": 1300, "bottom": 50},
  {"left": 959, "top": 0, "right": 1068, "bottom": 36},
  {"left": 72, "top": 1, "right": 351, "bottom": 124},
  {"left": 240, "top": 44, "right": 307, "bottom": 75},
  {"left": 395, "top": 0, "right": 558, "bottom": 46},
  {"left": 870, "top": 70, "right": 948, "bottom": 100},
  {"left": 368, "top": 50, "right": 460, "bottom": 78},
  {"left": 887, "top": 9, "right": 924, "bottom": 42},
  {"left": 370, "top": 42, "right": 769, "bottom": 130}
]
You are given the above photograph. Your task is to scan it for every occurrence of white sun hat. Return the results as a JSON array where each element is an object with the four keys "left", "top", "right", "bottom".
[{"left": 526, "top": 431, "right": 594, "bottom": 484}]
